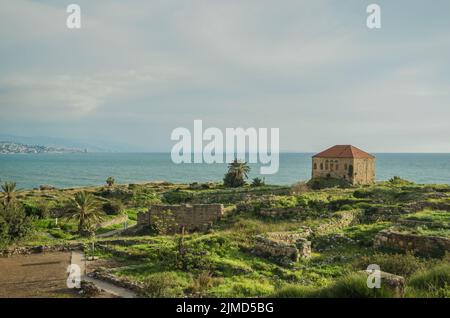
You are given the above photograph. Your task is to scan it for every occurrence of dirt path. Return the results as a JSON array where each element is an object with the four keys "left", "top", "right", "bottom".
[
  {"left": 0, "top": 252, "right": 77, "bottom": 298},
  {"left": 71, "top": 251, "right": 137, "bottom": 298}
]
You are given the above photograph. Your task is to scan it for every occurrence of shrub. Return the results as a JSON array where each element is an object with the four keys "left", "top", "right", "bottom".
[
  {"left": 162, "top": 189, "right": 194, "bottom": 204},
  {"left": 353, "top": 252, "right": 424, "bottom": 277},
  {"left": 408, "top": 264, "right": 450, "bottom": 295},
  {"left": 142, "top": 272, "right": 187, "bottom": 298},
  {"left": 273, "top": 284, "right": 319, "bottom": 298},
  {"left": 307, "top": 177, "right": 351, "bottom": 190},
  {"left": 102, "top": 200, "right": 124, "bottom": 215},
  {"left": 320, "top": 273, "right": 396, "bottom": 298},
  {"left": 132, "top": 189, "right": 161, "bottom": 207},
  {"left": 0, "top": 203, "right": 34, "bottom": 242},
  {"left": 190, "top": 271, "right": 214, "bottom": 296},
  {"left": 106, "top": 176, "right": 115, "bottom": 187},
  {"left": 251, "top": 178, "right": 265, "bottom": 187},
  {"left": 23, "top": 202, "right": 50, "bottom": 219},
  {"left": 291, "top": 182, "right": 309, "bottom": 195}
]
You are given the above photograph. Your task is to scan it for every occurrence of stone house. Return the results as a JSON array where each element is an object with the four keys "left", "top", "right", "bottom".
[{"left": 312, "top": 145, "right": 375, "bottom": 185}]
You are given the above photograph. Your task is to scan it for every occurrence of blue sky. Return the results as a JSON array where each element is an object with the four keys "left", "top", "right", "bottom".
[{"left": 0, "top": 0, "right": 449, "bottom": 152}]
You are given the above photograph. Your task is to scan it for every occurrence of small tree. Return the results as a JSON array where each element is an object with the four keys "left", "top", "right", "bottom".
[
  {"left": 251, "top": 177, "right": 265, "bottom": 187},
  {"left": 1, "top": 181, "right": 17, "bottom": 206},
  {"left": 66, "top": 191, "right": 103, "bottom": 236},
  {"left": 223, "top": 159, "right": 250, "bottom": 188},
  {"left": 106, "top": 176, "right": 115, "bottom": 187}
]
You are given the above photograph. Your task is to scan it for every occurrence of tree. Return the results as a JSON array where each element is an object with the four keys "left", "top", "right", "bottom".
[
  {"left": 106, "top": 176, "right": 115, "bottom": 187},
  {"left": 251, "top": 177, "right": 265, "bottom": 187},
  {"left": 0, "top": 203, "right": 34, "bottom": 246},
  {"left": 66, "top": 191, "right": 103, "bottom": 236},
  {"left": 1, "top": 181, "right": 17, "bottom": 206},
  {"left": 223, "top": 159, "right": 250, "bottom": 188}
]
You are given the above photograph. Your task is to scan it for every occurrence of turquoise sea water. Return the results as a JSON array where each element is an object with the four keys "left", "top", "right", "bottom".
[{"left": 1, "top": 153, "right": 450, "bottom": 189}]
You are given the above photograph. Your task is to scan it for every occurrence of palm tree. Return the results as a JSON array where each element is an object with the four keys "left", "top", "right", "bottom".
[
  {"left": 106, "top": 176, "right": 115, "bottom": 187},
  {"left": 223, "top": 159, "right": 251, "bottom": 187},
  {"left": 66, "top": 191, "right": 103, "bottom": 236},
  {"left": 1, "top": 181, "right": 17, "bottom": 206}
]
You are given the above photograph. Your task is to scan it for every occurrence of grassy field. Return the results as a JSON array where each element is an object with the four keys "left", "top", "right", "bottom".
[{"left": 1, "top": 178, "right": 450, "bottom": 298}]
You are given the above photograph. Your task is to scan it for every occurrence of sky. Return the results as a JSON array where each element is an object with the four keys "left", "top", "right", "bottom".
[{"left": 0, "top": 0, "right": 449, "bottom": 152}]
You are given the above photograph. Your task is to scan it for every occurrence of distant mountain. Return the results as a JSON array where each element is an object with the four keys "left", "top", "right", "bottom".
[
  {"left": 0, "top": 134, "right": 121, "bottom": 152},
  {"left": 0, "top": 141, "right": 84, "bottom": 154}
]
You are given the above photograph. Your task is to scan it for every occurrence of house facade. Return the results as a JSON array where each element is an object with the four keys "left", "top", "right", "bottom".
[{"left": 312, "top": 145, "right": 375, "bottom": 185}]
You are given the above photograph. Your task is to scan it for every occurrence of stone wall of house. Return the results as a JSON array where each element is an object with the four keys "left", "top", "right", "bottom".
[
  {"left": 252, "top": 229, "right": 312, "bottom": 265},
  {"left": 374, "top": 229, "right": 450, "bottom": 256},
  {"left": 137, "top": 204, "right": 224, "bottom": 233},
  {"left": 311, "top": 157, "right": 375, "bottom": 185}
]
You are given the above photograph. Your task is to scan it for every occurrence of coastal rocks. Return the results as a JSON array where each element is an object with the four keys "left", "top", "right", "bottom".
[
  {"left": 374, "top": 229, "right": 450, "bottom": 257},
  {"left": 252, "top": 230, "right": 312, "bottom": 266}
]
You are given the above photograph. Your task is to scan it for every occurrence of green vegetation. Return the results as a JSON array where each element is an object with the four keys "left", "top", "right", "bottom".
[
  {"left": 1, "top": 177, "right": 450, "bottom": 298},
  {"left": 223, "top": 159, "right": 250, "bottom": 188}
]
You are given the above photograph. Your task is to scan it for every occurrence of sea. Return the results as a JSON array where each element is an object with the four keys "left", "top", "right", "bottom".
[{"left": 1, "top": 153, "right": 450, "bottom": 189}]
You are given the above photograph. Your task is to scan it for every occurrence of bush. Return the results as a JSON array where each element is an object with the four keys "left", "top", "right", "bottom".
[
  {"left": 142, "top": 272, "right": 187, "bottom": 298},
  {"left": 23, "top": 202, "right": 50, "bottom": 219},
  {"left": 274, "top": 273, "right": 396, "bottom": 298},
  {"left": 190, "top": 271, "right": 214, "bottom": 296},
  {"left": 0, "top": 203, "right": 34, "bottom": 242},
  {"left": 320, "top": 273, "right": 396, "bottom": 298},
  {"left": 408, "top": 264, "right": 450, "bottom": 296},
  {"left": 307, "top": 177, "right": 351, "bottom": 190},
  {"left": 291, "top": 182, "right": 309, "bottom": 195},
  {"left": 251, "top": 178, "right": 265, "bottom": 187},
  {"left": 162, "top": 189, "right": 194, "bottom": 204},
  {"left": 102, "top": 200, "right": 124, "bottom": 215},
  {"left": 353, "top": 252, "right": 424, "bottom": 277},
  {"left": 273, "top": 284, "right": 319, "bottom": 298},
  {"left": 132, "top": 190, "right": 161, "bottom": 207}
]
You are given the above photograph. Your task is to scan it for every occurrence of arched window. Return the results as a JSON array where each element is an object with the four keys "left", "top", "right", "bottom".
[
  {"left": 325, "top": 162, "right": 329, "bottom": 170},
  {"left": 336, "top": 164, "right": 339, "bottom": 170},
  {"left": 320, "top": 163, "right": 323, "bottom": 170},
  {"left": 344, "top": 163, "right": 348, "bottom": 170},
  {"left": 330, "top": 163, "right": 334, "bottom": 170},
  {"left": 314, "top": 163, "right": 317, "bottom": 170}
]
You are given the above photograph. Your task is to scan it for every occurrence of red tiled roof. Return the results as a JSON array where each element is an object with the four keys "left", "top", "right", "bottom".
[{"left": 313, "top": 145, "right": 375, "bottom": 159}]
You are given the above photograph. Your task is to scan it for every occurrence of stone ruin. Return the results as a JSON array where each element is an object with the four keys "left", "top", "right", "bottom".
[
  {"left": 137, "top": 203, "right": 224, "bottom": 233},
  {"left": 251, "top": 227, "right": 312, "bottom": 265},
  {"left": 374, "top": 229, "right": 450, "bottom": 257}
]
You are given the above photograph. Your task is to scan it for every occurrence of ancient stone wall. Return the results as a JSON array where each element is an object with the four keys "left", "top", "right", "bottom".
[
  {"left": 137, "top": 204, "right": 224, "bottom": 233},
  {"left": 258, "top": 206, "right": 306, "bottom": 217},
  {"left": 374, "top": 229, "right": 450, "bottom": 256},
  {"left": 252, "top": 229, "right": 312, "bottom": 265},
  {"left": 315, "top": 210, "right": 360, "bottom": 235}
]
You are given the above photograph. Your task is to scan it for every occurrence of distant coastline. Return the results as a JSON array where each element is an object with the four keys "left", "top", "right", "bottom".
[{"left": 0, "top": 141, "right": 85, "bottom": 154}]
